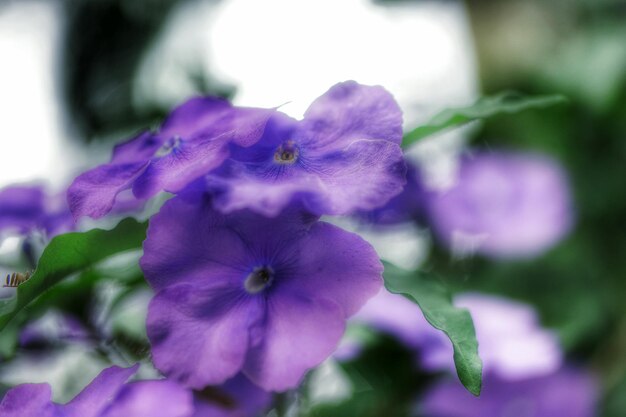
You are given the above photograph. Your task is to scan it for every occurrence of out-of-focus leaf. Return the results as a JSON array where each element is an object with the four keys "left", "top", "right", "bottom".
[
  {"left": 0, "top": 321, "right": 19, "bottom": 359},
  {"left": 0, "top": 218, "right": 147, "bottom": 332},
  {"left": 604, "top": 375, "right": 626, "bottom": 417},
  {"left": 383, "top": 263, "right": 483, "bottom": 396},
  {"left": 402, "top": 92, "right": 567, "bottom": 147}
]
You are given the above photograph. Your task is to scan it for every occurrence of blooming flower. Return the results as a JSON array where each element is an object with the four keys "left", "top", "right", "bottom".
[
  {"left": 202, "top": 81, "right": 406, "bottom": 216},
  {"left": 68, "top": 99, "right": 275, "bottom": 220},
  {"left": 424, "top": 151, "right": 573, "bottom": 259},
  {"left": 421, "top": 366, "right": 598, "bottom": 417},
  {"left": 350, "top": 291, "right": 562, "bottom": 380},
  {"left": 141, "top": 193, "right": 382, "bottom": 391},
  {"left": 0, "top": 185, "right": 73, "bottom": 240},
  {"left": 0, "top": 365, "right": 193, "bottom": 417}
]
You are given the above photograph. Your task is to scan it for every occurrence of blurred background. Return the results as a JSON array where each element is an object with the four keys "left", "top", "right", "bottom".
[{"left": 0, "top": 0, "right": 625, "bottom": 416}]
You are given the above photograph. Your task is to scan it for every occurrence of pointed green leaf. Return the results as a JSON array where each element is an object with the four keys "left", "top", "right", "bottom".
[
  {"left": 0, "top": 218, "right": 147, "bottom": 331},
  {"left": 402, "top": 92, "right": 567, "bottom": 147},
  {"left": 383, "top": 262, "right": 483, "bottom": 395}
]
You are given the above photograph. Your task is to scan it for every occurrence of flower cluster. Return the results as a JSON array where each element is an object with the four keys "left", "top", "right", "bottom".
[
  {"left": 1, "top": 80, "right": 586, "bottom": 416},
  {"left": 57, "top": 82, "right": 403, "bottom": 402}
]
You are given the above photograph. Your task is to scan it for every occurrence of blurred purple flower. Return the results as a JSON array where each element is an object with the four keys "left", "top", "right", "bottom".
[
  {"left": 19, "top": 312, "right": 89, "bottom": 348},
  {"left": 351, "top": 291, "right": 562, "bottom": 380},
  {"left": 141, "top": 194, "right": 382, "bottom": 391},
  {"left": 421, "top": 366, "right": 598, "bottom": 417},
  {"left": 203, "top": 81, "right": 406, "bottom": 216},
  {"left": 68, "top": 99, "right": 275, "bottom": 220},
  {"left": 0, "top": 185, "right": 73, "bottom": 239},
  {"left": 0, "top": 365, "right": 193, "bottom": 417},
  {"left": 425, "top": 151, "right": 573, "bottom": 259}
]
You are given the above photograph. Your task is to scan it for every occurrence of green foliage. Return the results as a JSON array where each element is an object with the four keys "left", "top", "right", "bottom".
[
  {"left": 603, "top": 375, "right": 626, "bottom": 417},
  {"left": 0, "top": 218, "right": 147, "bottom": 332},
  {"left": 402, "top": 92, "right": 567, "bottom": 147},
  {"left": 309, "top": 335, "right": 432, "bottom": 417},
  {"left": 383, "top": 263, "right": 483, "bottom": 396}
]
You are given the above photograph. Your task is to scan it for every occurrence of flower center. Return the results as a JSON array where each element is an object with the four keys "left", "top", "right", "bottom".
[
  {"left": 244, "top": 266, "right": 275, "bottom": 294},
  {"left": 155, "top": 136, "right": 182, "bottom": 157},
  {"left": 273, "top": 140, "right": 299, "bottom": 164}
]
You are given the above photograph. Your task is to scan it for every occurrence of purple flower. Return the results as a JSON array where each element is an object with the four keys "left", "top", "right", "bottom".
[
  {"left": 141, "top": 194, "right": 383, "bottom": 391},
  {"left": 19, "top": 312, "right": 88, "bottom": 348},
  {"left": 351, "top": 291, "right": 562, "bottom": 380},
  {"left": 0, "top": 365, "right": 193, "bottom": 417},
  {"left": 421, "top": 366, "right": 598, "bottom": 417},
  {"left": 202, "top": 81, "right": 406, "bottom": 216},
  {"left": 68, "top": 99, "right": 275, "bottom": 220},
  {"left": 424, "top": 151, "right": 574, "bottom": 259},
  {"left": 0, "top": 185, "right": 73, "bottom": 239}
]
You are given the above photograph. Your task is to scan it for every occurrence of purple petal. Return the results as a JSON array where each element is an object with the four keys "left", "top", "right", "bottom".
[
  {"left": 219, "top": 374, "right": 271, "bottom": 416},
  {"left": 207, "top": 170, "right": 325, "bottom": 217},
  {"left": 421, "top": 367, "right": 598, "bottom": 417},
  {"left": 63, "top": 365, "right": 138, "bottom": 417},
  {"left": 99, "top": 380, "right": 194, "bottom": 417},
  {"left": 159, "top": 97, "right": 232, "bottom": 140},
  {"left": 302, "top": 81, "right": 403, "bottom": 149},
  {"left": 160, "top": 98, "right": 273, "bottom": 148},
  {"left": 356, "top": 161, "right": 426, "bottom": 226},
  {"left": 192, "top": 374, "right": 271, "bottom": 417},
  {"left": 0, "top": 186, "right": 45, "bottom": 234},
  {"left": 67, "top": 162, "right": 148, "bottom": 220},
  {"left": 132, "top": 136, "right": 230, "bottom": 199},
  {"left": 147, "top": 284, "right": 263, "bottom": 389},
  {"left": 0, "top": 383, "right": 58, "bottom": 417},
  {"left": 140, "top": 196, "right": 255, "bottom": 292},
  {"left": 243, "top": 292, "right": 346, "bottom": 391},
  {"left": 279, "top": 222, "right": 383, "bottom": 317},
  {"left": 304, "top": 139, "right": 406, "bottom": 214},
  {"left": 111, "top": 132, "right": 163, "bottom": 164}
]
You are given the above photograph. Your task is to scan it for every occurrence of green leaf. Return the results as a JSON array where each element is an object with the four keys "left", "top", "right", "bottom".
[
  {"left": 402, "top": 92, "right": 568, "bottom": 147},
  {"left": 0, "top": 218, "right": 147, "bottom": 332},
  {"left": 383, "top": 262, "right": 483, "bottom": 396}
]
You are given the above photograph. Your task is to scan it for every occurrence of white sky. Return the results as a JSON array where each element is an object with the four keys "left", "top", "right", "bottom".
[
  {"left": 0, "top": 0, "right": 478, "bottom": 190},
  {"left": 0, "top": 1, "right": 73, "bottom": 189}
]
